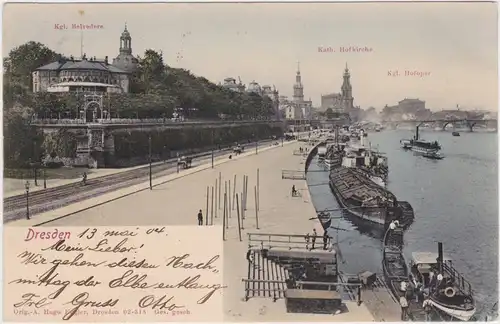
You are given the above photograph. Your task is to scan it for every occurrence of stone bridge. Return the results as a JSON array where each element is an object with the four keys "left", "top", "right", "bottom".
[
  {"left": 381, "top": 119, "right": 497, "bottom": 132},
  {"left": 32, "top": 118, "right": 285, "bottom": 168}
]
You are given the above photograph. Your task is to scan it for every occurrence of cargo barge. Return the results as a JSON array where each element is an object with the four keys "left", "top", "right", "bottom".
[{"left": 329, "top": 167, "right": 413, "bottom": 227}]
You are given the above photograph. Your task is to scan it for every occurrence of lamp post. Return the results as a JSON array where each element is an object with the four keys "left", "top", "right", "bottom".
[
  {"left": 254, "top": 134, "right": 258, "bottom": 155},
  {"left": 148, "top": 135, "right": 152, "bottom": 190},
  {"left": 211, "top": 130, "right": 214, "bottom": 169},
  {"left": 43, "top": 168, "right": 47, "bottom": 189},
  {"left": 25, "top": 181, "right": 30, "bottom": 220}
]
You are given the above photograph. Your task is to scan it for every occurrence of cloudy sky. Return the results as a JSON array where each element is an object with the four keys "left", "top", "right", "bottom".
[{"left": 3, "top": 2, "right": 498, "bottom": 111}]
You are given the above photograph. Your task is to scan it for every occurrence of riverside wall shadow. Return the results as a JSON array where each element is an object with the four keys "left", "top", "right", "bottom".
[{"left": 305, "top": 140, "right": 325, "bottom": 173}]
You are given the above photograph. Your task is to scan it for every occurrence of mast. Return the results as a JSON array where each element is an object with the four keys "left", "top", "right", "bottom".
[{"left": 78, "top": 10, "right": 85, "bottom": 57}]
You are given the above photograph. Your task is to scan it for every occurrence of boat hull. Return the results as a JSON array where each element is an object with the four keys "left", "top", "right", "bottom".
[
  {"left": 429, "top": 299, "right": 476, "bottom": 321},
  {"left": 328, "top": 181, "right": 386, "bottom": 225},
  {"left": 411, "top": 146, "right": 439, "bottom": 154}
]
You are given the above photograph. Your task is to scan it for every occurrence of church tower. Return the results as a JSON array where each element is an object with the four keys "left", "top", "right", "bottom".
[
  {"left": 293, "top": 62, "right": 304, "bottom": 103},
  {"left": 120, "top": 24, "right": 132, "bottom": 55},
  {"left": 112, "top": 24, "right": 138, "bottom": 73},
  {"left": 341, "top": 63, "right": 354, "bottom": 110}
]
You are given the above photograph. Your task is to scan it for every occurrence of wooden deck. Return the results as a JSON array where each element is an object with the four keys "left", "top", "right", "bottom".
[
  {"left": 282, "top": 170, "right": 307, "bottom": 180},
  {"left": 360, "top": 277, "right": 403, "bottom": 321}
]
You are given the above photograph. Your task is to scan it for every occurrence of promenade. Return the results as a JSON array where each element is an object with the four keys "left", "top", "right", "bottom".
[{"left": 8, "top": 139, "right": 375, "bottom": 321}]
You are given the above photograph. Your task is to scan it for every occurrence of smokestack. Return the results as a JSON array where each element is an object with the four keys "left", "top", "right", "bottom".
[{"left": 438, "top": 242, "right": 443, "bottom": 273}]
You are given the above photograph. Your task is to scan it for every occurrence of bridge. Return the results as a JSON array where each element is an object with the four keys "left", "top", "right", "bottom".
[{"left": 381, "top": 118, "right": 497, "bottom": 132}]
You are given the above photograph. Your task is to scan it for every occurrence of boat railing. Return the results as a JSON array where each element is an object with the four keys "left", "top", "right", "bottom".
[
  {"left": 442, "top": 261, "right": 473, "bottom": 296},
  {"left": 281, "top": 170, "right": 306, "bottom": 180},
  {"left": 248, "top": 233, "right": 332, "bottom": 251}
]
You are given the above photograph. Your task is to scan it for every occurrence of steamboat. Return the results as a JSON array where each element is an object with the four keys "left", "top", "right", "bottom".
[
  {"left": 317, "top": 144, "right": 327, "bottom": 160},
  {"left": 326, "top": 134, "right": 388, "bottom": 186},
  {"left": 409, "top": 243, "right": 476, "bottom": 321},
  {"left": 401, "top": 125, "right": 442, "bottom": 154}
]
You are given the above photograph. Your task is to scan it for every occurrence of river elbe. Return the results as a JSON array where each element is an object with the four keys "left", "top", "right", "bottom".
[{"left": 306, "top": 129, "right": 498, "bottom": 317}]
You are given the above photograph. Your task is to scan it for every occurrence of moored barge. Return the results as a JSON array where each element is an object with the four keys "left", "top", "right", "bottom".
[{"left": 328, "top": 167, "right": 404, "bottom": 226}]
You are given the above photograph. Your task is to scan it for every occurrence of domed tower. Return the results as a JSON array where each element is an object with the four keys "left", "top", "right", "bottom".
[
  {"left": 112, "top": 24, "right": 138, "bottom": 73},
  {"left": 341, "top": 63, "right": 354, "bottom": 110}
]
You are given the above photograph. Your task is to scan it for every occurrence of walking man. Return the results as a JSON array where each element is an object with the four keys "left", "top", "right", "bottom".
[
  {"left": 197, "top": 209, "right": 203, "bottom": 226},
  {"left": 304, "top": 233, "right": 310, "bottom": 250},
  {"left": 400, "top": 295, "right": 409, "bottom": 321},
  {"left": 323, "top": 231, "right": 329, "bottom": 250},
  {"left": 311, "top": 229, "right": 317, "bottom": 250}
]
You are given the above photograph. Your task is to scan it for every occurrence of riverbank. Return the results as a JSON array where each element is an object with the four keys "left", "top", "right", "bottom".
[{"left": 21, "top": 139, "right": 373, "bottom": 321}]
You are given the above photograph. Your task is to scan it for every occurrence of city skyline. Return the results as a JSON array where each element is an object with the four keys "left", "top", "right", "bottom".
[{"left": 3, "top": 2, "right": 498, "bottom": 111}]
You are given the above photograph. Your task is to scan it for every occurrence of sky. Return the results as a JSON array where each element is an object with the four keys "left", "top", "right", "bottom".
[{"left": 2, "top": 2, "right": 498, "bottom": 111}]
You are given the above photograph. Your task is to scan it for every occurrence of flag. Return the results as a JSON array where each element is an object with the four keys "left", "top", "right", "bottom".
[{"left": 78, "top": 10, "right": 85, "bottom": 16}]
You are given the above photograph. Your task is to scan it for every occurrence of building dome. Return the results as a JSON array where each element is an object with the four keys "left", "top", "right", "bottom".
[{"left": 247, "top": 81, "right": 261, "bottom": 94}]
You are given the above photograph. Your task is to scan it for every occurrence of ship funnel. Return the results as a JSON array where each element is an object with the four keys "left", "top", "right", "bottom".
[{"left": 437, "top": 242, "right": 443, "bottom": 273}]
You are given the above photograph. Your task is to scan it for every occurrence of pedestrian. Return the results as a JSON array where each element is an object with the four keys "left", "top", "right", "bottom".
[
  {"left": 311, "top": 229, "right": 317, "bottom": 250},
  {"left": 423, "top": 298, "right": 432, "bottom": 321},
  {"left": 428, "top": 269, "right": 435, "bottom": 288},
  {"left": 82, "top": 172, "right": 87, "bottom": 186},
  {"left": 304, "top": 233, "right": 310, "bottom": 250},
  {"left": 400, "top": 280, "right": 408, "bottom": 293},
  {"left": 400, "top": 295, "right": 409, "bottom": 321},
  {"left": 292, "top": 185, "right": 297, "bottom": 197},
  {"left": 246, "top": 250, "right": 253, "bottom": 264},
  {"left": 436, "top": 273, "right": 443, "bottom": 290},
  {"left": 323, "top": 232, "right": 329, "bottom": 250},
  {"left": 197, "top": 209, "right": 203, "bottom": 226}
]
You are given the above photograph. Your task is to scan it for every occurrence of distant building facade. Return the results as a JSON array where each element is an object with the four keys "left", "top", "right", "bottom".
[
  {"left": 285, "top": 104, "right": 303, "bottom": 120},
  {"left": 320, "top": 64, "right": 355, "bottom": 114},
  {"left": 32, "top": 24, "right": 137, "bottom": 94},
  {"left": 247, "top": 80, "right": 262, "bottom": 95},
  {"left": 222, "top": 77, "right": 245, "bottom": 92},
  {"left": 382, "top": 98, "right": 431, "bottom": 121},
  {"left": 321, "top": 93, "right": 343, "bottom": 112},
  {"left": 398, "top": 98, "right": 425, "bottom": 113}
]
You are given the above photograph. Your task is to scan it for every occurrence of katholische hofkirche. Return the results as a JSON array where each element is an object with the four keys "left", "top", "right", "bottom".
[{"left": 32, "top": 24, "right": 138, "bottom": 94}]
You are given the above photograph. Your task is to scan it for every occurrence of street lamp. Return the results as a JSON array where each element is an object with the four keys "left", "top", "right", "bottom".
[
  {"left": 25, "top": 181, "right": 30, "bottom": 220},
  {"left": 255, "top": 133, "right": 258, "bottom": 155},
  {"left": 148, "top": 135, "right": 152, "bottom": 190},
  {"left": 43, "top": 168, "right": 47, "bottom": 189},
  {"left": 211, "top": 130, "right": 215, "bottom": 169}
]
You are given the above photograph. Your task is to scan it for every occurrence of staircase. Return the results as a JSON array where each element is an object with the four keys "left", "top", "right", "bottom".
[{"left": 245, "top": 249, "right": 290, "bottom": 301}]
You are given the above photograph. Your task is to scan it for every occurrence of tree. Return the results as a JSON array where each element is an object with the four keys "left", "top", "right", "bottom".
[
  {"left": 3, "top": 104, "right": 43, "bottom": 168},
  {"left": 4, "top": 41, "right": 62, "bottom": 93}
]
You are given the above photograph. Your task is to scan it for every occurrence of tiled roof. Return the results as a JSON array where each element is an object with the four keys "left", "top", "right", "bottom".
[{"left": 35, "top": 59, "right": 129, "bottom": 74}]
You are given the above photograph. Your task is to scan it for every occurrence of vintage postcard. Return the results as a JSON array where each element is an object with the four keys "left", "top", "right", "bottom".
[{"left": 2, "top": 1, "right": 498, "bottom": 322}]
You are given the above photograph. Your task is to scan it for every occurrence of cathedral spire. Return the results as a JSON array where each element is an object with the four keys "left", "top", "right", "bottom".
[{"left": 297, "top": 61, "right": 300, "bottom": 74}]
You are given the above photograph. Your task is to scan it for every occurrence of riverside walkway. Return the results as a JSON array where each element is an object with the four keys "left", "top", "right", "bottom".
[{"left": 8, "top": 139, "right": 375, "bottom": 321}]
